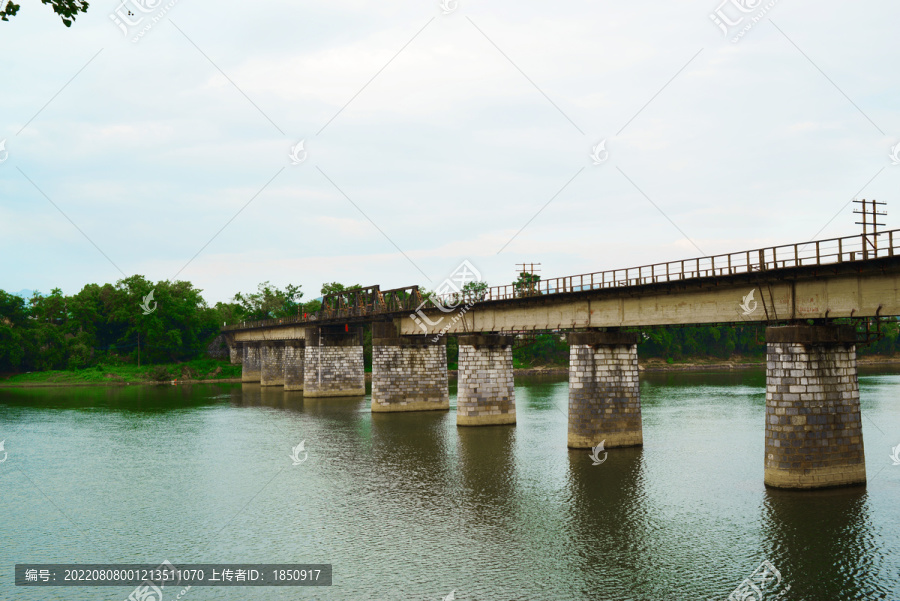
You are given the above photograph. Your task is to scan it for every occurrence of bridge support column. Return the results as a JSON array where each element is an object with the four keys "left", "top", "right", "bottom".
[
  {"left": 260, "top": 341, "right": 285, "bottom": 386},
  {"left": 229, "top": 341, "right": 242, "bottom": 364},
  {"left": 283, "top": 340, "right": 305, "bottom": 392},
  {"left": 567, "top": 332, "right": 642, "bottom": 449},
  {"left": 457, "top": 335, "right": 516, "bottom": 426},
  {"left": 303, "top": 326, "right": 365, "bottom": 397},
  {"left": 241, "top": 341, "right": 261, "bottom": 383},
  {"left": 371, "top": 322, "right": 449, "bottom": 412},
  {"left": 764, "top": 325, "right": 865, "bottom": 489}
]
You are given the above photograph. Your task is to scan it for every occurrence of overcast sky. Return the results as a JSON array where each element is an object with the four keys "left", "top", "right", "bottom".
[{"left": 1, "top": 0, "right": 898, "bottom": 304}]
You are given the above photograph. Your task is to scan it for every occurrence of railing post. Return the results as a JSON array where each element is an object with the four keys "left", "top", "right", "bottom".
[
  {"left": 838, "top": 238, "right": 843, "bottom": 262},
  {"left": 758, "top": 249, "right": 765, "bottom": 270},
  {"left": 891, "top": 232, "right": 895, "bottom": 257}
]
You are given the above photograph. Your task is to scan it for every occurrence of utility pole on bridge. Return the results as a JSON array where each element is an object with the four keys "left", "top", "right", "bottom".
[
  {"left": 853, "top": 198, "right": 887, "bottom": 259},
  {"left": 516, "top": 263, "right": 541, "bottom": 296}
]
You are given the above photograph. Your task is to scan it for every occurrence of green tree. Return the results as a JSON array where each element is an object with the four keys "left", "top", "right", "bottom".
[
  {"left": 212, "top": 301, "right": 244, "bottom": 327},
  {"left": 638, "top": 324, "right": 766, "bottom": 361},
  {"left": 0, "top": 0, "right": 89, "bottom": 26},
  {"left": 320, "top": 282, "right": 361, "bottom": 296},
  {"left": 514, "top": 272, "right": 541, "bottom": 297},
  {"left": 63, "top": 282, "right": 115, "bottom": 367},
  {"left": 24, "top": 290, "right": 70, "bottom": 370},
  {"left": 461, "top": 280, "right": 488, "bottom": 301},
  {"left": 233, "top": 281, "right": 303, "bottom": 321},
  {"left": 302, "top": 299, "right": 322, "bottom": 314},
  {"left": 0, "top": 291, "right": 29, "bottom": 370},
  {"left": 0, "top": 290, "right": 29, "bottom": 326},
  {"left": 864, "top": 319, "right": 900, "bottom": 355},
  {"left": 513, "top": 333, "right": 569, "bottom": 366},
  {"left": 447, "top": 335, "right": 459, "bottom": 368},
  {"left": 99, "top": 276, "right": 219, "bottom": 364},
  {"left": 33, "top": 287, "right": 70, "bottom": 327}
]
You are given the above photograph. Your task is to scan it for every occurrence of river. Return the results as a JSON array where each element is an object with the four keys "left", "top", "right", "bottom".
[{"left": 1, "top": 369, "right": 899, "bottom": 600}]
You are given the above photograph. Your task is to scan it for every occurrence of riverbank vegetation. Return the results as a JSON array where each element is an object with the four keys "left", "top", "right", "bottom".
[
  {"left": 2, "top": 275, "right": 900, "bottom": 377},
  {"left": 1, "top": 358, "right": 240, "bottom": 385}
]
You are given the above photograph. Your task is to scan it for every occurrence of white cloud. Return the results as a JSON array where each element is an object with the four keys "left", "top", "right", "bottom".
[{"left": 1, "top": 0, "right": 899, "bottom": 302}]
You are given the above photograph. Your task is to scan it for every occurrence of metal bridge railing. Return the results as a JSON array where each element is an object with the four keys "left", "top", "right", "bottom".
[{"left": 447, "top": 229, "right": 900, "bottom": 303}]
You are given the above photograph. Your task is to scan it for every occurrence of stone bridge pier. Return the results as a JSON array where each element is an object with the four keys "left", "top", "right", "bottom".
[
  {"left": 457, "top": 335, "right": 516, "bottom": 426},
  {"left": 284, "top": 340, "right": 305, "bottom": 392},
  {"left": 371, "top": 322, "right": 448, "bottom": 412},
  {"left": 303, "top": 326, "right": 365, "bottom": 397},
  {"left": 567, "top": 331, "right": 642, "bottom": 449},
  {"left": 260, "top": 341, "right": 285, "bottom": 387},
  {"left": 228, "top": 337, "right": 242, "bottom": 364},
  {"left": 241, "top": 341, "right": 261, "bottom": 383},
  {"left": 764, "top": 325, "right": 866, "bottom": 489}
]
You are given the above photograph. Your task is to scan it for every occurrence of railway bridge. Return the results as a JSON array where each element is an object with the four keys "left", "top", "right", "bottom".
[{"left": 222, "top": 229, "right": 900, "bottom": 490}]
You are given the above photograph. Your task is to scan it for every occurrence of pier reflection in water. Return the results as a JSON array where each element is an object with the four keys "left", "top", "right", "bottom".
[{"left": 762, "top": 487, "right": 881, "bottom": 599}]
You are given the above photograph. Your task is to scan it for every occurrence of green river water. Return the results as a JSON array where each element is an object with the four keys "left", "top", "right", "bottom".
[{"left": 1, "top": 369, "right": 899, "bottom": 600}]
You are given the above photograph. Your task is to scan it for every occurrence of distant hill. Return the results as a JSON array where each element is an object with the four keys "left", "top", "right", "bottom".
[{"left": 15, "top": 289, "right": 34, "bottom": 299}]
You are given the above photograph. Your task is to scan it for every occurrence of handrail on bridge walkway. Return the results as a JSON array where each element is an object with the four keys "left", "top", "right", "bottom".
[{"left": 223, "top": 229, "right": 900, "bottom": 332}]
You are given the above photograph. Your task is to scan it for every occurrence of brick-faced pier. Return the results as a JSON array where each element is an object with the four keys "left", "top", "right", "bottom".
[
  {"left": 241, "top": 341, "right": 261, "bottom": 383},
  {"left": 303, "top": 326, "right": 365, "bottom": 397},
  {"left": 371, "top": 322, "right": 449, "bottom": 412},
  {"left": 457, "top": 335, "right": 516, "bottom": 426},
  {"left": 260, "top": 341, "right": 285, "bottom": 387},
  {"left": 283, "top": 339, "right": 305, "bottom": 391},
  {"left": 567, "top": 331, "right": 642, "bottom": 449},
  {"left": 229, "top": 341, "right": 242, "bottom": 364},
  {"left": 764, "top": 325, "right": 866, "bottom": 489}
]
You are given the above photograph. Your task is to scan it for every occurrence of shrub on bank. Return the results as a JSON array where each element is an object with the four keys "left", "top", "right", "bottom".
[{"left": 148, "top": 365, "right": 172, "bottom": 381}]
